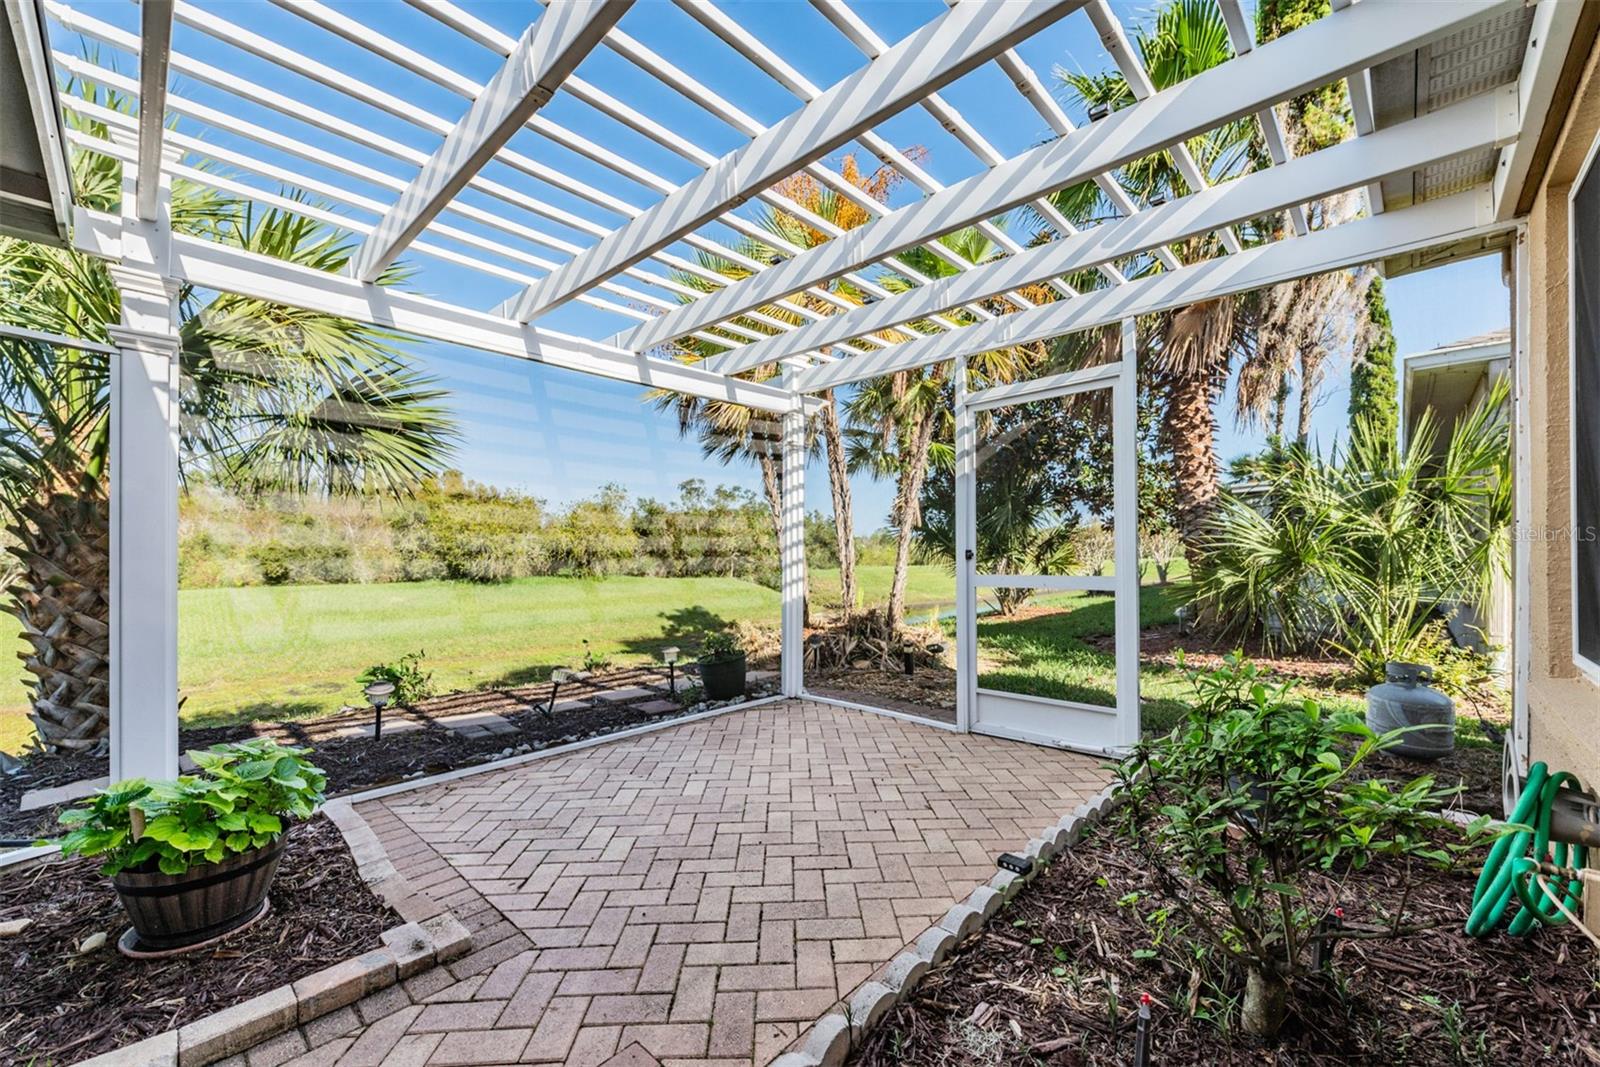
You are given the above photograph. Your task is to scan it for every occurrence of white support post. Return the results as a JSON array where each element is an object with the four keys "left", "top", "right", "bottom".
[
  {"left": 106, "top": 267, "right": 182, "bottom": 783},
  {"left": 1510, "top": 226, "right": 1532, "bottom": 775},
  {"left": 779, "top": 378, "right": 807, "bottom": 699},
  {"left": 1112, "top": 319, "right": 1141, "bottom": 749},
  {"left": 953, "top": 354, "right": 976, "bottom": 733}
]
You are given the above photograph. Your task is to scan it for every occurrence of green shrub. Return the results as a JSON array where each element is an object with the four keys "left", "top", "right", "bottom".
[
  {"left": 57, "top": 738, "right": 325, "bottom": 876},
  {"left": 1112, "top": 653, "right": 1492, "bottom": 1038},
  {"left": 249, "top": 540, "right": 354, "bottom": 585},
  {"left": 699, "top": 631, "right": 744, "bottom": 663},
  {"left": 1194, "top": 382, "right": 1511, "bottom": 677},
  {"left": 357, "top": 649, "right": 434, "bottom": 706}
]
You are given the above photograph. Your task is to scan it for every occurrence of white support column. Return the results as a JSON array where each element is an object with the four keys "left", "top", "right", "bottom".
[
  {"left": 106, "top": 266, "right": 182, "bottom": 783},
  {"left": 779, "top": 381, "right": 807, "bottom": 699},
  {"left": 953, "top": 355, "right": 977, "bottom": 733},
  {"left": 1112, "top": 319, "right": 1141, "bottom": 749},
  {"left": 1510, "top": 227, "right": 1532, "bottom": 775}
]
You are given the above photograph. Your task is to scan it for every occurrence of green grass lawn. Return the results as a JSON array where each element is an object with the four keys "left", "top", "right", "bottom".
[
  {"left": 0, "top": 557, "right": 1280, "bottom": 754},
  {"left": 967, "top": 582, "right": 1366, "bottom": 735},
  {"left": 0, "top": 575, "right": 782, "bottom": 749},
  {"left": 809, "top": 563, "right": 954, "bottom": 620}
]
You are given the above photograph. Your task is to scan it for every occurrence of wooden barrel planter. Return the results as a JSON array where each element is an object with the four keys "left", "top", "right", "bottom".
[{"left": 111, "top": 831, "right": 288, "bottom": 952}]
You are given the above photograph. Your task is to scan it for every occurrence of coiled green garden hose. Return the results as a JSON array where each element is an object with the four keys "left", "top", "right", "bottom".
[{"left": 1466, "top": 761, "right": 1589, "bottom": 937}]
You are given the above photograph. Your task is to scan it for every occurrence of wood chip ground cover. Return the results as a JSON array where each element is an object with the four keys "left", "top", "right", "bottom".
[
  {"left": 853, "top": 823, "right": 1600, "bottom": 1066},
  {"left": 1, "top": 665, "right": 760, "bottom": 845},
  {"left": 0, "top": 816, "right": 396, "bottom": 1064}
]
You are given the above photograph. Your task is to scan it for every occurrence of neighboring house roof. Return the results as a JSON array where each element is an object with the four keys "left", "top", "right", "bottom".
[
  {"left": 0, "top": 2, "right": 73, "bottom": 247},
  {"left": 1400, "top": 330, "right": 1511, "bottom": 450}
]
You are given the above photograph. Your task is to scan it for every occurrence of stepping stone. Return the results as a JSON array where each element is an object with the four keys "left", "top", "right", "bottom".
[
  {"left": 329, "top": 717, "right": 425, "bottom": 739},
  {"left": 635, "top": 699, "right": 680, "bottom": 716},
  {"left": 746, "top": 670, "right": 779, "bottom": 682},
  {"left": 19, "top": 754, "right": 198, "bottom": 810},
  {"left": 19, "top": 776, "right": 106, "bottom": 812},
  {"left": 592, "top": 686, "right": 655, "bottom": 705},
  {"left": 435, "top": 711, "right": 518, "bottom": 736},
  {"left": 549, "top": 698, "right": 593, "bottom": 713}
]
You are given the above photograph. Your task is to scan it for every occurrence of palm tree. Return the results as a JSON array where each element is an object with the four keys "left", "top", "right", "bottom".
[
  {"left": 1194, "top": 381, "right": 1511, "bottom": 679},
  {"left": 651, "top": 154, "right": 907, "bottom": 619},
  {"left": 1057, "top": 0, "right": 1261, "bottom": 552},
  {"left": 1057, "top": 0, "right": 1367, "bottom": 554},
  {"left": 0, "top": 81, "right": 457, "bottom": 752},
  {"left": 844, "top": 225, "right": 1069, "bottom": 628}
]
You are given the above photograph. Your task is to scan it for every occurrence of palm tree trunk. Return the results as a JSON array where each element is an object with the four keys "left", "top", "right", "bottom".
[
  {"left": 1165, "top": 368, "right": 1222, "bottom": 563},
  {"left": 758, "top": 450, "right": 810, "bottom": 625},
  {"left": 886, "top": 411, "right": 939, "bottom": 629},
  {"left": 3, "top": 488, "right": 112, "bottom": 751},
  {"left": 1296, "top": 346, "right": 1323, "bottom": 447},
  {"left": 819, "top": 392, "right": 857, "bottom": 617},
  {"left": 758, "top": 452, "right": 782, "bottom": 541}
]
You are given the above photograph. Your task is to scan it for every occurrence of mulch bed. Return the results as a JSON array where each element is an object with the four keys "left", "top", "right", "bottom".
[
  {"left": 0, "top": 816, "right": 396, "bottom": 1065},
  {"left": 2, "top": 664, "right": 777, "bottom": 847},
  {"left": 808, "top": 665, "right": 957, "bottom": 721},
  {"left": 853, "top": 821, "right": 1600, "bottom": 1067}
]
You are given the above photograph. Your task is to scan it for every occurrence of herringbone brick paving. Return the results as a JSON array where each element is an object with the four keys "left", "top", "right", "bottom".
[{"left": 256, "top": 699, "right": 1107, "bottom": 1067}]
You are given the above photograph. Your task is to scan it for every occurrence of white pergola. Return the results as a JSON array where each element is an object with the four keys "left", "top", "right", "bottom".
[{"left": 2, "top": 0, "right": 1576, "bottom": 774}]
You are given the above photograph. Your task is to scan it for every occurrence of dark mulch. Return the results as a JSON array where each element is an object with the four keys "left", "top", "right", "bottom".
[
  {"left": 854, "top": 822, "right": 1600, "bottom": 1067},
  {"left": 0, "top": 750, "right": 107, "bottom": 845},
  {"left": 2, "top": 664, "right": 776, "bottom": 847},
  {"left": 808, "top": 665, "right": 957, "bottom": 722},
  {"left": 0, "top": 816, "right": 396, "bottom": 1065}
]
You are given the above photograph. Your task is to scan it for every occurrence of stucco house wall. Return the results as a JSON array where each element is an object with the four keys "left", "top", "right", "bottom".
[{"left": 1519, "top": 31, "right": 1600, "bottom": 792}]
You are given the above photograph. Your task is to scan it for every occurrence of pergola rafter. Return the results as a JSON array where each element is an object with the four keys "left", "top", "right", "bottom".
[
  {"left": 346, "top": 0, "right": 633, "bottom": 282},
  {"left": 658, "top": 0, "right": 1517, "bottom": 368},
  {"left": 711, "top": 88, "right": 1518, "bottom": 376},
  {"left": 498, "top": 0, "right": 1087, "bottom": 323},
  {"left": 132, "top": 0, "right": 171, "bottom": 221}
]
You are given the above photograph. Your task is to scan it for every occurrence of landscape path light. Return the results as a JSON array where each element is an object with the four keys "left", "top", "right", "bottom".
[
  {"left": 362, "top": 680, "right": 395, "bottom": 741},
  {"left": 661, "top": 646, "right": 681, "bottom": 694},
  {"left": 545, "top": 668, "right": 576, "bottom": 718}
]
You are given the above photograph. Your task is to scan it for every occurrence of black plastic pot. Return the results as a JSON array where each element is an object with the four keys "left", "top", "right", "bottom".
[
  {"left": 698, "top": 653, "right": 747, "bottom": 701},
  {"left": 111, "top": 831, "right": 287, "bottom": 950}
]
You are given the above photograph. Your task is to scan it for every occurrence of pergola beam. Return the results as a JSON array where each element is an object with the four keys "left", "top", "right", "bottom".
[
  {"left": 347, "top": 0, "right": 631, "bottom": 283},
  {"left": 710, "top": 88, "right": 1516, "bottom": 375},
  {"left": 1492, "top": 0, "right": 1587, "bottom": 219},
  {"left": 499, "top": 0, "right": 1086, "bottom": 323},
  {"left": 71, "top": 211, "right": 799, "bottom": 414},
  {"left": 134, "top": 0, "right": 173, "bottom": 221},
  {"left": 627, "top": 0, "right": 1518, "bottom": 359},
  {"left": 795, "top": 187, "right": 1507, "bottom": 392},
  {"left": 1215, "top": 0, "right": 1309, "bottom": 236}
]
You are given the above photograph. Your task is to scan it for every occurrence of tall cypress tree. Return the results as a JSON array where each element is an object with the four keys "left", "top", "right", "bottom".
[{"left": 1349, "top": 274, "right": 1400, "bottom": 447}]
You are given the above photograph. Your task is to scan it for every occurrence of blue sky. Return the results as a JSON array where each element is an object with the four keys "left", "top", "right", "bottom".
[{"left": 58, "top": 1, "right": 1514, "bottom": 527}]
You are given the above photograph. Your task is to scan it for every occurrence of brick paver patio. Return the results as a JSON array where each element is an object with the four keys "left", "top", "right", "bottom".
[{"left": 255, "top": 699, "right": 1108, "bottom": 1067}]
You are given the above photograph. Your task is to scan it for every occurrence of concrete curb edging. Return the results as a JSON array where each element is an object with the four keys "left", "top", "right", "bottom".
[
  {"left": 72, "top": 802, "right": 471, "bottom": 1067},
  {"left": 777, "top": 776, "right": 1127, "bottom": 1067}
]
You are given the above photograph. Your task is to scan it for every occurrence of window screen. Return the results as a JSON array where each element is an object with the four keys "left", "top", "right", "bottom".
[{"left": 1575, "top": 140, "right": 1600, "bottom": 669}]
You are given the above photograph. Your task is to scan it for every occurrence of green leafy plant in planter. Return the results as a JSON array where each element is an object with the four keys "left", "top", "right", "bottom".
[
  {"left": 697, "top": 632, "right": 747, "bottom": 702},
  {"left": 1110, "top": 654, "right": 1494, "bottom": 1039},
  {"left": 57, "top": 739, "right": 326, "bottom": 951},
  {"left": 356, "top": 648, "right": 434, "bottom": 707}
]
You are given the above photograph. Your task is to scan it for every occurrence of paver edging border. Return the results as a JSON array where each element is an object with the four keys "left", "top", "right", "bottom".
[
  {"left": 69, "top": 799, "right": 471, "bottom": 1067},
  {"left": 775, "top": 775, "right": 1128, "bottom": 1067}
]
